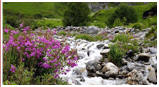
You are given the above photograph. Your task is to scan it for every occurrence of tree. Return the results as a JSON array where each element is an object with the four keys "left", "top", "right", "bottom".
[
  {"left": 63, "top": 2, "right": 90, "bottom": 26},
  {"left": 107, "top": 4, "right": 138, "bottom": 28}
]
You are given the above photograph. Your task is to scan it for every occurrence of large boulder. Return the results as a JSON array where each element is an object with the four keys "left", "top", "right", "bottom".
[
  {"left": 127, "top": 69, "right": 145, "bottom": 85},
  {"left": 101, "top": 62, "right": 119, "bottom": 77},
  {"left": 86, "top": 26, "right": 99, "bottom": 34},
  {"left": 147, "top": 66, "right": 157, "bottom": 84}
]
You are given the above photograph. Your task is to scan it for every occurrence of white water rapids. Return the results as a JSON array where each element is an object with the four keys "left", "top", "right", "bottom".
[
  {"left": 56, "top": 36, "right": 127, "bottom": 85},
  {"left": 53, "top": 35, "right": 157, "bottom": 85}
]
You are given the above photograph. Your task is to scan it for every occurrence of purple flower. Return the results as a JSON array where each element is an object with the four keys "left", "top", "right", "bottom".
[
  {"left": 74, "top": 56, "right": 78, "bottom": 60},
  {"left": 70, "top": 63, "right": 77, "bottom": 67},
  {"left": 10, "top": 64, "right": 16, "bottom": 73},
  {"left": 61, "top": 45, "right": 70, "bottom": 54},
  {"left": 17, "top": 46, "right": 21, "bottom": 51},
  {"left": 30, "top": 52, "right": 36, "bottom": 57},
  {"left": 66, "top": 69, "right": 70, "bottom": 72},
  {"left": 22, "top": 58, "right": 25, "bottom": 62},
  {"left": 53, "top": 29, "right": 57, "bottom": 35},
  {"left": 30, "top": 33, "right": 35, "bottom": 37},
  {"left": 20, "top": 23, "right": 23, "bottom": 28},
  {"left": 43, "top": 57, "right": 47, "bottom": 61},
  {"left": 54, "top": 74, "right": 59, "bottom": 78},
  {"left": 42, "top": 63, "right": 51, "bottom": 69},
  {"left": 23, "top": 26, "right": 30, "bottom": 31},
  {"left": 50, "top": 58, "right": 57, "bottom": 63},
  {"left": 11, "top": 30, "right": 19, "bottom": 35},
  {"left": 54, "top": 69, "right": 58, "bottom": 73},
  {"left": 47, "top": 28, "right": 51, "bottom": 32},
  {"left": 4, "top": 28, "right": 9, "bottom": 33},
  {"left": 25, "top": 41, "right": 32, "bottom": 46}
]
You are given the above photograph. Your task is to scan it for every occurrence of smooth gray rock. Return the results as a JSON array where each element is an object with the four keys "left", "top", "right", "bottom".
[
  {"left": 147, "top": 66, "right": 157, "bottom": 84},
  {"left": 86, "top": 26, "right": 99, "bottom": 34},
  {"left": 102, "top": 62, "right": 119, "bottom": 76}
]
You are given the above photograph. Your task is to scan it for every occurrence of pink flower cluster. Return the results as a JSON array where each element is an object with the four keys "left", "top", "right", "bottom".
[{"left": 4, "top": 25, "right": 78, "bottom": 78}]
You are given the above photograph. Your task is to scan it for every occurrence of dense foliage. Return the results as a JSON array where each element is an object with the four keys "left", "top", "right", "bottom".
[
  {"left": 63, "top": 2, "right": 90, "bottom": 26},
  {"left": 108, "top": 34, "right": 139, "bottom": 66},
  {"left": 3, "top": 25, "right": 78, "bottom": 85},
  {"left": 107, "top": 4, "right": 138, "bottom": 28}
]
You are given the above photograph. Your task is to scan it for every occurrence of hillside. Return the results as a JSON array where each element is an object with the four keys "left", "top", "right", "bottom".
[{"left": 3, "top": 2, "right": 67, "bottom": 18}]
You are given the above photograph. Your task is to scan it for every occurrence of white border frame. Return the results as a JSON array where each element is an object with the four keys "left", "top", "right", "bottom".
[{"left": 1, "top": 0, "right": 158, "bottom": 87}]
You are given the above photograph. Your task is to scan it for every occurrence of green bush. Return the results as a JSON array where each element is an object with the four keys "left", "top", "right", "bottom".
[
  {"left": 32, "top": 19, "right": 63, "bottom": 29},
  {"left": 108, "top": 44, "right": 124, "bottom": 66},
  {"left": 132, "top": 23, "right": 144, "bottom": 30},
  {"left": 57, "top": 31, "right": 67, "bottom": 36},
  {"left": 108, "top": 41, "right": 139, "bottom": 66},
  {"left": 75, "top": 34, "right": 94, "bottom": 41},
  {"left": 107, "top": 4, "right": 138, "bottom": 28},
  {"left": 112, "top": 34, "right": 129, "bottom": 43},
  {"left": 113, "top": 18, "right": 124, "bottom": 27},
  {"left": 8, "top": 63, "right": 33, "bottom": 85},
  {"left": 33, "top": 13, "right": 43, "bottom": 19},
  {"left": 145, "top": 26, "right": 157, "bottom": 39},
  {"left": 63, "top": 2, "right": 90, "bottom": 26},
  {"left": 88, "top": 20, "right": 106, "bottom": 28},
  {"left": 33, "top": 74, "right": 68, "bottom": 85}
]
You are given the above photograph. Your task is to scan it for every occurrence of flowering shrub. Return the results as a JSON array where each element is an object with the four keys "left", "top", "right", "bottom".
[{"left": 3, "top": 25, "right": 78, "bottom": 84}]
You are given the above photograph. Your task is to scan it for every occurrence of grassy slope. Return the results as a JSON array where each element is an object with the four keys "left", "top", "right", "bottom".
[
  {"left": 90, "top": 2, "right": 156, "bottom": 28},
  {"left": 3, "top": 2, "right": 67, "bottom": 18}
]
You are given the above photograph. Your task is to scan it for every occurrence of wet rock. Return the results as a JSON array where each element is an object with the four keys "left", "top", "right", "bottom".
[
  {"left": 103, "top": 58, "right": 109, "bottom": 63},
  {"left": 87, "top": 51, "right": 90, "bottom": 56},
  {"left": 86, "top": 60, "right": 101, "bottom": 73},
  {"left": 72, "top": 68, "right": 83, "bottom": 76},
  {"left": 100, "top": 49, "right": 110, "bottom": 58},
  {"left": 152, "top": 64, "right": 157, "bottom": 72},
  {"left": 114, "top": 30, "right": 119, "bottom": 33},
  {"left": 102, "top": 62, "right": 119, "bottom": 77},
  {"left": 80, "top": 76, "right": 85, "bottom": 82},
  {"left": 97, "top": 44, "right": 104, "bottom": 49},
  {"left": 136, "top": 53, "right": 150, "bottom": 62},
  {"left": 122, "top": 58, "right": 128, "bottom": 65},
  {"left": 147, "top": 66, "right": 157, "bottom": 84},
  {"left": 127, "top": 69, "right": 145, "bottom": 85},
  {"left": 86, "top": 26, "right": 99, "bottom": 34},
  {"left": 73, "top": 80, "right": 81, "bottom": 85},
  {"left": 96, "top": 64, "right": 102, "bottom": 70},
  {"left": 127, "top": 63, "right": 135, "bottom": 71},
  {"left": 149, "top": 47, "right": 157, "bottom": 54},
  {"left": 126, "top": 50, "right": 135, "bottom": 58},
  {"left": 86, "top": 61, "right": 96, "bottom": 73},
  {"left": 87, "top": 72, "right": 96, "bottom": 77},
  {"left": 82, "top": 48, "right": 85, "bottom": 50}
]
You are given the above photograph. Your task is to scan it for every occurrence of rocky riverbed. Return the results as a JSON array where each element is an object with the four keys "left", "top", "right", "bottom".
[{"left": 36, "top": 26, "right": 157, "bottom": 85}]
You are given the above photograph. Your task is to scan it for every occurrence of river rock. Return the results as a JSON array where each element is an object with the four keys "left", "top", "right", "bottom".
[
  {"left": 97, "top": 44, "right": 104, "bottom": 49},
  {"left": 100, "top": 49, "right": 110, "bottom": 58},
  {"left": 86, "top": 60, "right": 101, "bottom": 73},
  {"left": 136, "top": 53, "right": 150, "bottom": 62},
  {"left": 86, "top": 61, "right": 97, "bottom": 73},
  {"left": 127, "top": 63, "right": 135, "bottom": 71},
  {"left": 102, "top": 62, "right": 119, "bottom": 77},
  {"left": 147, "top": 66, "right": 157, "bottom": 84},
  {"left": 86, "top": 26, "right": 99, "bottom": 34},
  {"left": 149, "top": 47, "right": 157, "bottom": 54},
  {"left": 126, "top": 50, "right": 135, "bottom": 58},
  {"left": 127, "top": 69, "right": 144, "bottom": 85}
]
